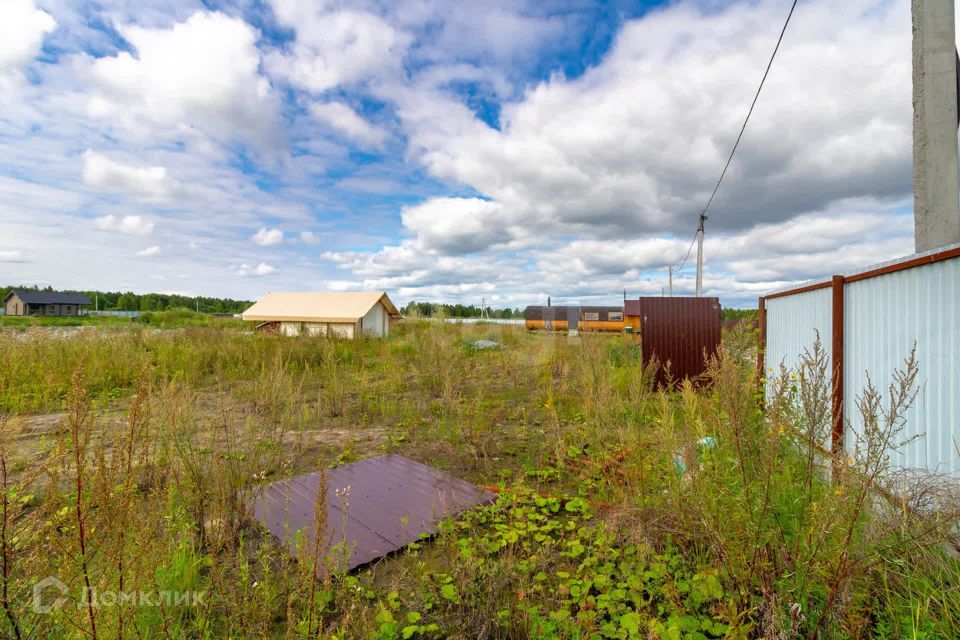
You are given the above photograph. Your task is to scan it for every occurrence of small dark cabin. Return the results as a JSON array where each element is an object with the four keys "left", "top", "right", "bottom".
[{"left": 3, "top": 290, "right": 91, "bottom": 317}]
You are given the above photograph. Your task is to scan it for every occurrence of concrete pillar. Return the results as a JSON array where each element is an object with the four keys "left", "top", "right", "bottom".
[
  {"left": 695, "top": 217, "right": 704, "bottom": 297},
  {"left": 912, "top": 0, "right": 960, "bottom": 252}
]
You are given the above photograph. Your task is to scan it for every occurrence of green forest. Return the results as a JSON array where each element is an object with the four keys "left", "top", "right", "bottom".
[{"left": 401, "top": 300, "right": 524, "bottom": 319}]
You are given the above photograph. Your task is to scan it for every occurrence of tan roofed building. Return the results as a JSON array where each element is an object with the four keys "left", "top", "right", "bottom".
[{"left": 242, "top": 291, "right": 401, "bottom": 338}]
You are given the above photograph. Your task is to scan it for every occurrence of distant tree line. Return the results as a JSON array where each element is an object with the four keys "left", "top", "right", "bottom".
[
  {"left": 1, "top": 285, "right": 252, "bottom": 314},
  {"left": 720, "top": 307, "right": 758, "bottom": 323},
  {"left": 401, "top": 301, "right": 755, "bottom": 321},
  {"left": 401, "top": 301, "right": 523, "bottom": 319}
]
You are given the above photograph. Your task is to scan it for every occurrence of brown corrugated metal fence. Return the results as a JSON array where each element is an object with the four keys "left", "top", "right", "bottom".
[{"left": 624, "top": 297, "right": 722, "bottom": 388}]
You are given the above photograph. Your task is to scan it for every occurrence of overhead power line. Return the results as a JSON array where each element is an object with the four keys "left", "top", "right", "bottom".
[
  {"left": 677, "top": 230, "right": 698, "bottom": 271},
  {"left": 697, "top": 0, "right": 799, "bottom": 222},
  {"left": 675, "top": 0, "right": 800, "bottom": 274}
]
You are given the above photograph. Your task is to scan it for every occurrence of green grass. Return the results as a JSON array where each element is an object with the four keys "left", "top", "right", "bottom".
[
  {"left": 0, "top": 321, "right": 957, "bottom": 639},
  {"left": 0, "top": 307, "right": 243, "bottom": 331},
  {"left": 0, "top": 314, "right": 133, "bottom": 328},
  {"left": 136, "top": 307, "right": 247, "bottom": 329}
]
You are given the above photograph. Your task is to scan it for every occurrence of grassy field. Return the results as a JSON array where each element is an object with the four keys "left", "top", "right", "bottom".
[
  {"left": 0, "top": 321, "right": 958, "bottom": 639},
  {"left": 0, "top": 314, "right": 134, "bottom": 329},
  {"left": 0, "top": 308, "right": 245, "bottom": 331}
]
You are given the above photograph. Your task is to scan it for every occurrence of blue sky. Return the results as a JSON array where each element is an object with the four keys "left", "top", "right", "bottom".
[{"left": 0, "top": 0, "right": 918, "bottom": 307}]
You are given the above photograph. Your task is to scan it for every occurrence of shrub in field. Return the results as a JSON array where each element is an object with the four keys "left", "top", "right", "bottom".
[{"left": 647, "top": 337, "right": 960, "bottom": 638}]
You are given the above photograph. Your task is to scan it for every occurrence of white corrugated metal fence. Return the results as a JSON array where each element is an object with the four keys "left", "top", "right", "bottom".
[{"left": 762, "top": 244, "right": 960, "bottom": 478}]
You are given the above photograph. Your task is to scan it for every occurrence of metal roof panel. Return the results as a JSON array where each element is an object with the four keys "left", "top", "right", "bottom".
[
  {"left": 6, "top": 290, "right": 92, "bottom": 305},
  {"left": 250, "top": 454, "right": 493, "bottom": 573},
  {"left": 241, "top": 291, "right": 401, "bottom": 323}
]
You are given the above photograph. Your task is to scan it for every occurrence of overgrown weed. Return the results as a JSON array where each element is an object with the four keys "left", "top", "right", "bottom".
[{"left": 0, "top": 321, "right": 956, "bottom": 638}]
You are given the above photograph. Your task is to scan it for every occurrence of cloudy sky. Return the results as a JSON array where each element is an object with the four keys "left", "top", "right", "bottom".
[{"left": 0, "top": 0, "right": 918, "bottom": 308}]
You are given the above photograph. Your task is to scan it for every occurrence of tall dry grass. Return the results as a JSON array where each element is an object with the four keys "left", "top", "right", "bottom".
[{"left": 0, "top": 321, "right": 956, "bottom": 638}]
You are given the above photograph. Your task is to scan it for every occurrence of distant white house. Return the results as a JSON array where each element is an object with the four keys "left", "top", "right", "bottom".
[{"left": 241, "top": 291, "right": 401, "bottom": 338}]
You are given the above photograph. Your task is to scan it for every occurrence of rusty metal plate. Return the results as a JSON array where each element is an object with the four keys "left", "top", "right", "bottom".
[{"left": 250, "top": 454, "right": 494, "bottom": 572}]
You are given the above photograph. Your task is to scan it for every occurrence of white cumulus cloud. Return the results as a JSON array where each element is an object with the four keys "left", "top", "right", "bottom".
[
  {"left": 310, "top": 102, "right": 387, "bottom": 149},
  {"left": 400, "top": 197, "right": 516, "bottom": 255},
  {"left": 136, "top": 245, "right": 160, "bottom": 257},
  {"left": 82, "top": 150, "right": 170, "bottom": 201},
  {"left": 0, "top": 0, "right": 55, "bottom": 82},
  {"left": 393, "top": 0, "right": 911, "bottom": 252},
  {"left": 85, "top": 11, "right": 279, "bottom": 146},
  {"left": 252, "top": 227, "right": 284, "bottom": 246},
  {"left": 236, "top": 262, "right": 275, "bottom": 277},
  {"left": 94, "top": 214, "right": 155, "bottom": 235},
  {"left": 299, "top": 231, "right": 320, "bottom": 245},
  {"left": 266, "top": 1, "right": 407, "bottom": 92},
  {"left": 0, "top": 249, "right": 25, "bottom": 263}
]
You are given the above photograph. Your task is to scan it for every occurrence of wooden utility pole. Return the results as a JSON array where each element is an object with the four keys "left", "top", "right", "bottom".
[
  {"left": 668, "top": 266, "right": 673, "bottom": 297},
  {"left": 912, "top": 0, "right": 960, "bottom": 251}
]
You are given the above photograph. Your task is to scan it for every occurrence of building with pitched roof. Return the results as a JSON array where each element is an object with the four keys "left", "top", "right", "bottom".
[
  {"left": 3, "top": 290, "right": 91, "bottom": 317},
  {"left": 241, "top": 291, "right": 401, "bottom": 338}
]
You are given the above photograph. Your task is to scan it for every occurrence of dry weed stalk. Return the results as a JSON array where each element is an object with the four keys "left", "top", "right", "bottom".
[
  {"left": 0, "top": 416, "right": 22, "bottom": 640},
  {"left": 65, "top": 359, "right": 98, "bottom": 640},
  {"left": 113, "top": 372, "right": 150, "bottom": 640},
  {"left": 807, "top": 347, "right": 923, "bottom": 637},
  {"left": 300, "top": 466, "right": 329, "bottom": 638}
]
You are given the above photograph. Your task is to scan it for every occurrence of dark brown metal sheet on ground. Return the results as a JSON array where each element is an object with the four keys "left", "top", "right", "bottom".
[{"left": 250, "top": 454, "right": 494, "bottom": 573}]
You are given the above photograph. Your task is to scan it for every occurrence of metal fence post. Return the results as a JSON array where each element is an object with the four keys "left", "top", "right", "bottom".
[
  {"left": 756, "top": 296, "right": 766, "bottom": 408},
  {"left": 831, "top": 275, "right": 845, "bottom": 481}
]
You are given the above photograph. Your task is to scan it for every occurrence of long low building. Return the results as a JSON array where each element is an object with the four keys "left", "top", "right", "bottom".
[
  {"left": 242, "top": 291, "right": 401, "bottom": 338},
  {"left": 3, "top": 290, "right": 91, "bottom": 317},
  {"left": 524, "top": 305, "right": 625, "bottom": 332}
]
